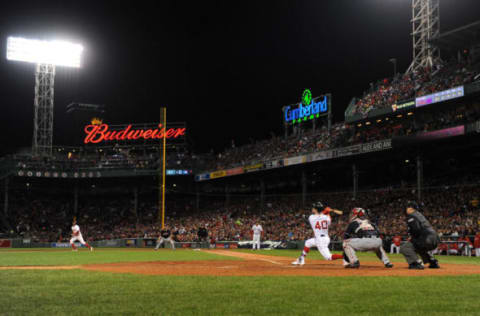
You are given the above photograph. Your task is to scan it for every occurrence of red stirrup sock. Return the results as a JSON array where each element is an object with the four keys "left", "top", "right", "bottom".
[
  {"left": 302, "top": 247, "right": 310, "bottom": 257},
  {"left": 71, "top": 243, "right": 77, "bottom": 250},
  {"left": 85, "top": 243, "right": 91, "bottom": 249},
  {"left": 331, "top": 254, "right": 343, "bottom": 260}
]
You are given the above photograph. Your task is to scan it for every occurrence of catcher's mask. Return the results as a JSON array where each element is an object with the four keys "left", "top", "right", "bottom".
[
  {"left": 351, "top": 207, "right": 366, "bottom": 220},
  {"left": 406, "top": 200, "right": 420, "bottom": 211}
]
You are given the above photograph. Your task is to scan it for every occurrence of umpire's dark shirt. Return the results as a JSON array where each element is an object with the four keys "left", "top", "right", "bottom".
[
  {"left": 161, "top": 229, "right": 171, "bottom": 238},
  {"left": 406, "top": 211, "right": 436, "bottom": 240}
]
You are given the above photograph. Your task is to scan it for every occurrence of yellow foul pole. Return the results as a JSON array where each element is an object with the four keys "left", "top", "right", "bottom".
[{"left": 160, "top": 107, "right": 167, "bottom": 229}]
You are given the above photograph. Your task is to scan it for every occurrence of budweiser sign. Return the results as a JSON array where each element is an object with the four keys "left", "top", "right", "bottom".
[{"left": 84, "top": 124, "right": 186, "bottom": 144}]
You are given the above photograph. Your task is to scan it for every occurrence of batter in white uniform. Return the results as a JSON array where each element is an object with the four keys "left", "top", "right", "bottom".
[
  {"left": 292, "top": 202, "right": 343, "bottom": 265},
  {"left": 251, "top": 222, "right": 263, "bottom": 250}
]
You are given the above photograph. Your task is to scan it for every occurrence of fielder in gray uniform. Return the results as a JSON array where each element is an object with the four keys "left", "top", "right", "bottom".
[
  {"left": 155, "top": 227, "right": 175, "bottom": 250},
  {"left": 342, "top": 208, "right": 393, "bottom": 269}
]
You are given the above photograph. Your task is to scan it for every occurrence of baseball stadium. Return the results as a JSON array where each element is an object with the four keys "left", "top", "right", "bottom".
[{"left": 1, "top": 1, "right": 480, "bottom": 315}]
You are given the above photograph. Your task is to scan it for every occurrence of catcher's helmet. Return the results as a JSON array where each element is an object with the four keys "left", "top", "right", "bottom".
[
  {"left": 312, "top": 201, "right": 325, "bottom": 211},
  {"left": 351, "top": 207, "right": 366, "bottom": 218}
]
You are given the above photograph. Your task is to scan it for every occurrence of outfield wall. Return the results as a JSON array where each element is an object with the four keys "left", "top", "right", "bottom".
[
  {"left": 4, "top": 238, "right": 302, "bottom": 249},
  {"left": 3, "top": 238, "right": 472, "bottom": 256}
]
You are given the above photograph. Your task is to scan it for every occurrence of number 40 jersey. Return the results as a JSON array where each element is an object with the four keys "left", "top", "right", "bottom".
[{"left": 309, "top": 214, "right": 331, "bottom": 238}]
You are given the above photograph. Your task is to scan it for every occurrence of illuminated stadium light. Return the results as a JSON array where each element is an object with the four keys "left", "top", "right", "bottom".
[
  {"left": 6, "top": 36, "right": 84, "bottom": 156},
  {"left": 357, "top": 123, "right": 362, "bottom": 127},
  {"left": 365, "top": 121, "right": 371, "bottom": 125},
  {"left": 7, "top": 37, "right": 83, "bottom": 68},
  {"left": 376, "top": 119, "right": 382, "bottom": 123},
  {"left": 396, "top": 114, "right": 403, "bottom": 118},
  {"left": 408, "top": 112, "right": 414, "bottom": 116}
]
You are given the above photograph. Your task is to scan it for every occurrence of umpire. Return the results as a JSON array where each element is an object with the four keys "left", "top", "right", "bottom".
[{"left": 400, "top": 201, "right": 440, "bottom": 270}]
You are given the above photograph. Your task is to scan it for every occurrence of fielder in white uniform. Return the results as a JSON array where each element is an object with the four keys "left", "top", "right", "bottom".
[
  {"left": 292, "top": 202, "right": 344, "bottom": 265},
  {"left": 70, "top": 217, "right": 93, "bottom": 251},
  {"left": 251, "top": 222, "right": 263, "bottom": 250}
]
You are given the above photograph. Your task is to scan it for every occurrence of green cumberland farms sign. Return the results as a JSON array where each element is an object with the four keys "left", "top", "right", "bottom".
[{"left": 284, "top": 89, "right": 330, "bottom": 124}]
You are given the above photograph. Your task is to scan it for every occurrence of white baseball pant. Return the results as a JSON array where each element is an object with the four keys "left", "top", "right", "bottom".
[
  {"left": 305, "top": 236, "right": 333, "bottom": 260},
  {"left": 252, "top": 234, "right": 261, "bottom": 250},
  {"left": 390, "top": 243, "right": 400, "bottom": 254},
  {"left": 70, "top": 234, "right": 87, "bottom": 246}
]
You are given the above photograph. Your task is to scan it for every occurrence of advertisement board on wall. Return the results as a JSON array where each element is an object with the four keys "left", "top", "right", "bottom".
[
  {"left": 391, "top": 99, "right": 415, "bottom": 112},
  {"left": 125, "top": 239, "right": 136, "bottom": 247},
  {"left": 225, "top": 167, "right": 244, "bottom": 176},
  {"left": 333, "top": 144, "right": 362, "bottom": 158},
  {"left": 416, "top": 86, "right": 464, "bottom": 107},
  {"left": 416, "top": 125, "right": 465, "bottom": 140},
  {"left": 244, "top": 163, "right": 264, "bottom": 173},
  {"left": 195, "top": 139, "right": 393, "bottom": 181},
  {"left": 0, "top": 239, "right": 11, "bottom": 248},
  {"left": 51, "top": 242, "right": 84, "bottom": 248},
  {"left": 264, "top": 159, "right": 284, "bottom": 169},
  {"left": 195, "top": 173, "right": 210, "bottom": 181},
  {"left": 307, "top": 150, "right": 332, "bottom": 162},
  {"left": 361, "top": 139, "right": 392, "bottom": 153},
  {"left": 209, "top": 170, "right": 227, "bottom": 179},
  {"left": 165, "top": 169, "right": 192, "bottom": 175},
  {"left": 284, "top": 155, "right": 307, "bottom": 166}
]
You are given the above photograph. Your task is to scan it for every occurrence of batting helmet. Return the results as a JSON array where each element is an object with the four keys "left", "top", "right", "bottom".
[{"left": 312, "top": 201, "right": 325, "bottom": 211}]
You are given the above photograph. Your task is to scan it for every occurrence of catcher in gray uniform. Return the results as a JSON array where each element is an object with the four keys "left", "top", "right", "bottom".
[{"left": 342, "top": 208, "right": 393, "bottom": 269}]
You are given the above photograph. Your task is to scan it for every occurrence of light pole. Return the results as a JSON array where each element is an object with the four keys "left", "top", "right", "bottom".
[
  {"left": 389, "top": 58, "right": 397, "bottom": 77},
  {"left": 7, "top": 36, "right": 83, "bottom": 156}
]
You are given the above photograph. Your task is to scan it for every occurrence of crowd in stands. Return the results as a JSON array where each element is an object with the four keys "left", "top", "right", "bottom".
[
  {"left": 3, "top": 184, "right": 480, "bottom": 256},
  {"left": 352, "top": 59, "right": 479, "bottom": 116},
  {"left": 201, "top": 99, "right": 480, "bottom": 172}
]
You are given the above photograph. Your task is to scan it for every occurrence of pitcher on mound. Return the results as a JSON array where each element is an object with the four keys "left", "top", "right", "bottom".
[
  {"left": 292, "top": 202, "right": 343, "bottom": 266},
  {"left": 70, "top": 217, "right": 93, "bottom": 252}
]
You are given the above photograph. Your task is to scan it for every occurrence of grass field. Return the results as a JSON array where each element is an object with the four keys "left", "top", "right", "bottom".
[{"left": 1, "top": 248, "right": 479, "bottom": 316}]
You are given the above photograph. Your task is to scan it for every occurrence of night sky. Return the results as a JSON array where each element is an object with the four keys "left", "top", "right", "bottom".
[{"left": 0, "top": 0, "right": 479, "bottom": 155}]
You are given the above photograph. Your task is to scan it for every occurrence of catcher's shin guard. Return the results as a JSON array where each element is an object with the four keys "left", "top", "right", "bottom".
[{"left": 342, "top": 241, "right": 358, "bottom": 264}]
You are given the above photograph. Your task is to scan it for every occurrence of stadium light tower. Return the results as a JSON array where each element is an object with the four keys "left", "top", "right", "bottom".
[
  {"left": 6, "top": 37, "right": 83, "bottom": 156},
  {"left": 406, "top": 0, "right": 441, "bottom": 74}
]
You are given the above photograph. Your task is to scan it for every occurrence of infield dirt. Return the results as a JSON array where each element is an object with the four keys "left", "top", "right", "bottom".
[
  {"left": 77, "top": 250, "right": 480, "bottom": 277},
  {"left": 2, "top": 250, "right": 479, "bottom": 276}
]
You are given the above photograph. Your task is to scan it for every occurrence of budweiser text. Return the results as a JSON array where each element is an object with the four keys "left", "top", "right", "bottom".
[{"left": 84, "top": 124, "right": 186, "bottom": 144}]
